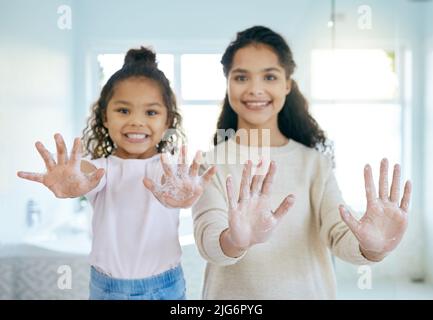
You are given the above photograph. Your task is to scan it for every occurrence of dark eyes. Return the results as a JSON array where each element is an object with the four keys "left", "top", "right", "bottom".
[
  {"left": 233, "top": 74, "right": 278, "bottom": 82},
  {"left": 117, "top": 108, "right": 129, "bottom": 114},
  {"left": 115, "top": 108, "right": 158, "bottom": 116},
  {"left": 264, "top": 74, "right": 277, "bottom": 81},
  {"left": 234, "top": 75, "right": 248, "bottom": 82}
]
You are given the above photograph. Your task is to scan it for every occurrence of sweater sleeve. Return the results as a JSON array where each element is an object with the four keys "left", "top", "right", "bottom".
[
  {"left": 192, "top": 161, "right": 246, "bottom": 266},
  {"left": 316, "top": 159, "right": 373, "bottom": 265}
]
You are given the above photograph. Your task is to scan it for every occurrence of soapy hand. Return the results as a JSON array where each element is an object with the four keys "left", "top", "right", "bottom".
[
  {"left": 339, "top": 158, "right": 412, "bottom": 260},
  {"left": 224, "top": 160, "right": 296, "bottom": 250},
  {"left": 143, "top": 145, "right": 217, "bottom": 209},
  {"left": 17, "top": 133, "right": 105, "bottom": 198}
]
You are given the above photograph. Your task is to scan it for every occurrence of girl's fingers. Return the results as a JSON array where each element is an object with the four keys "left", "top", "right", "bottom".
[
  {"left": 378, "top": 158, "right": 389, "bottom": 201},
  {"left": 250, "top": 175, "right": 262, "bottom": 195},
  {"left": 339, "top": 205, "right": 361, "bottom": 237},
  {"left": 54, "top": 133, "right": 68, "bottom": 165},
  {"left": 177, "top": 145, "right": 186, "bottom": 164},
  {"left": 188, "top": 151, "right": 201, "bottom": 177},
  {"left": 250, "top": 160, "right": 264, "bottom": 195},
  {"left": 70, "top": 137, "right": 82, "bottom": 168},
  {"left": 89, "top": 168, "right": 105, "bottom": 188},
  {"left": 144, "top": 178, "right": 166, "bottom": 206},
  {"left": 364, "top": 164, "right": 377, "bottom": 205},
  {"left": 17, "top": 171, "right": 44, "bottom": 184},
  {"left": 35, "top": 141, "right": 56, "bottom": 170},
  {"left": 178, "top": 145, "right": 188, "bottom": 175},
  {"left": 238, "top": 160, "right": 252, "bottom": 202},
  {"left": 260, "top": 161, "right": 276, "bottom": 195},
  {"left": 226, "top": 175, "right": 237, "bottom": 211},
  {"left": 273, "top": 194, "right": 295, "bottom": 220},
  {"left": 143, "top": 177, "right": 156, "bottom": 193},
  {"left": 200, "top": 165, "right": 217, "bottom": 185},
  {"left": 160, "top": 153, "right": 174, "bottom": 178},
  {"left": 400, "top": 180, "right": 412, "bottom": 213},
  {"left": 390, "top": 164, "right": 401, "bottom": 203}
]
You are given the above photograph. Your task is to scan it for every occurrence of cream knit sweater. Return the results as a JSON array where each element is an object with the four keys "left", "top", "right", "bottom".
[{"left": 192, "top": 138, "right": 372, "bottom": 299}]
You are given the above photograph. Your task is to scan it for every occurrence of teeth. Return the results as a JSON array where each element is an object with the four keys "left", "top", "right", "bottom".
[
  {"left": 126, "top": 134, "right": 147, "bottom": 139},
  {"left": 245, "top": 101, "right": 269, "bottom": 107}
]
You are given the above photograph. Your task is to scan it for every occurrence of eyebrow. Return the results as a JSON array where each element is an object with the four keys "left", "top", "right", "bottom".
[
  {"left": 231, "top": 67, "right": 283, "bottom": 74},
  {"left": 112, "top": 100, "right": 164, "bottom": 108}
]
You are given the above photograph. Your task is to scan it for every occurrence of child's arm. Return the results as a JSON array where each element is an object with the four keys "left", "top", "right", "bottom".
[
  {"left": 338, "top": 159, "right": 412, "bottom": 262},
  {"left": 17, "top": 133, "right": 105, "bottom": 199},
  {"left": 143, "top": 145, "right": 217, "bottom": 209}
]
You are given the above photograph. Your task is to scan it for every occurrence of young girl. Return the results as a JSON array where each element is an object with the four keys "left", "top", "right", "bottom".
[
  {"left": 192, "top": 26, "right": 412, "bottom": 299},
  {"left": 17, "top": 47, "right": 216, "bottom": 300}
]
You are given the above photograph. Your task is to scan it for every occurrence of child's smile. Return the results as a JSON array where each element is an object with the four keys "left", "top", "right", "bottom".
[
  {"left": 103, "top": 77, "right": 169, "bottom": 159},
  {"left": 123, "top": 132, "right": 151, "bottom": 143}
]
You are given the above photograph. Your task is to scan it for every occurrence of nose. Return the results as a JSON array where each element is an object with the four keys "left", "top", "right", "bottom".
[
  {"left": 247, "top": 78, "right": 265, "bottom": 96},
  {"left": 127, "top": 114, "right": 147, "bottom": 127}
]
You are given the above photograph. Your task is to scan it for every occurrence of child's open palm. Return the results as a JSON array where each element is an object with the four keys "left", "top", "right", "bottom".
[
  {"left": 143, "top": 146, "right": 217, "bottom": 209},
  {"left": 17, "top": 134, "right": 105, "bottom": 198},
  {"left": 225, "top": 160, "right": 296, "bottom": 250},
  {"left": 339, "top": 158, "right": 412, "bottom": 258}
]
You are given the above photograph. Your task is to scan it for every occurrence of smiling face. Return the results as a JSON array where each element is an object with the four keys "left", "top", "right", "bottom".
[
  {"left": 103, "top": 77, "right": 169, "bottom": 159},
  {"left": 228, "top": 44, "right": 292, "bottom": 131}
]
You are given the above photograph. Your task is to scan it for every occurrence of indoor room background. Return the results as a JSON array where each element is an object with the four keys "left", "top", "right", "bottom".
[{"left": 0, "top": 0, "right": 432, "bottom": 299}]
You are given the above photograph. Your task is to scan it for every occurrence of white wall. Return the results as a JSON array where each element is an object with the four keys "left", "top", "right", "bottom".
[
  {"left": 0, "top": 0, "right": 77, "bottom": 242},
  {"left": 423, "top": 1, "right": 433, "bottom": 283}
]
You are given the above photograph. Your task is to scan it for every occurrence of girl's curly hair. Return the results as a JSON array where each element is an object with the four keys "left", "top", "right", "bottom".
[{"left": 82, "top": 46, "right": 185, "bottom": 159}]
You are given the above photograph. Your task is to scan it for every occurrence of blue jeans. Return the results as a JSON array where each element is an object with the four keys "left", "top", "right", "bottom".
[{"left": 89, "top": 264, "right": 186, "bottom": 300}]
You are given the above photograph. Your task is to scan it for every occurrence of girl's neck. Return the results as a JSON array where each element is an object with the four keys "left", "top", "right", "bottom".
[
  {"left": 235, "top": 122, "right": 288, "bottom": 147},
  {"left": 112, "top": 146, "right": 158, "bottom": 159}
]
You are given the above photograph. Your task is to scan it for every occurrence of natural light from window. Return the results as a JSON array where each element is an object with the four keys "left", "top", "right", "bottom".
[
  {"left": 97, "top": 53, "right": 174, "bottom": 89},
  {"left": 180, "top": 54, "right": 226, "bottom": 101},
  {"left": 310, "top": 49, "right": 403, "bottom": 213},
  {"left": 311, "top": 49, "right": 398, "bottom": 101}
]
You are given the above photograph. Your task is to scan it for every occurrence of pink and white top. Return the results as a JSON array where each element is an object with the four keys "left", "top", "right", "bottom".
[{"left": 84, "top": 154, "right": 181, "bottom": 279}]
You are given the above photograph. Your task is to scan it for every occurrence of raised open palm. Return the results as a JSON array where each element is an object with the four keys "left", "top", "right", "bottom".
[
  {"left": 143, "top": 145, "right": 217, "bottom": 209},
  {"left": 17, "top": 134, "right": 105, "bottom": 198},
  {"left": 225, "top": 160, "right": 295, "bottom": 249},
  {"left": 339, "top": 158, "right": 412, "bottom": 256}
]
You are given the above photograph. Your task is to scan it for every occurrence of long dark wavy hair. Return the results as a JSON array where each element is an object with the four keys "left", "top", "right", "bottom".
[
  {"left": 82, "top": 46, "right": 185, "bottom": 159},
  {"left": 214, "top": 26, "right": 333, "bottom": 160}
]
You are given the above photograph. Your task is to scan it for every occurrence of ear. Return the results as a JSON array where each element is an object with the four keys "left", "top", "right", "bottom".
[{"left": 285, "top": 78, "right": 292, "bottom": 95}]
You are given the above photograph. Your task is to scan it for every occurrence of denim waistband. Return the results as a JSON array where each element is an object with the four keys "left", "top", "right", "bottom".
[{"left": 90, "top": 264, "right": 183, "bottom": 294}]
